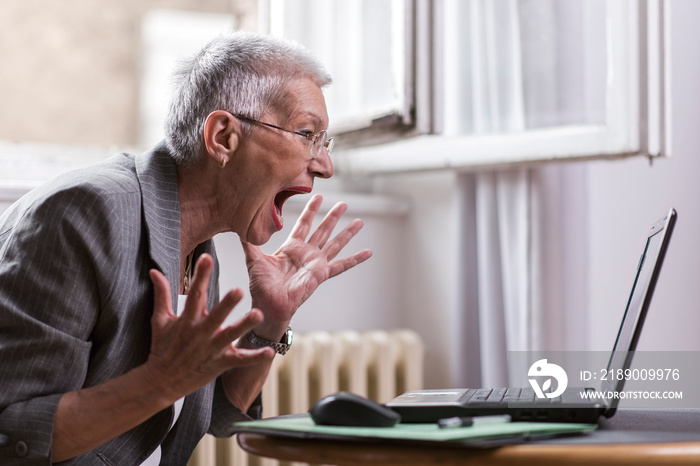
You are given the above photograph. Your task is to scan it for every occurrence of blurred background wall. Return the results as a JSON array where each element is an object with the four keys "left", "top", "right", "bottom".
[{"left": 0, "top": 0, "right": 255, "bottom": 147}]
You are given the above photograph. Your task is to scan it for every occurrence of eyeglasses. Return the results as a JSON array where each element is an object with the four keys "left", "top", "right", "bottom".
[{"left": 232, "top": 114, "right": 335, "bottom": 159}]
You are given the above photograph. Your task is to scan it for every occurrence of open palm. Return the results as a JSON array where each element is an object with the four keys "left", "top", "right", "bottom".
[{"left": 242, "top": 194, "right": 372, "bottom": 326}]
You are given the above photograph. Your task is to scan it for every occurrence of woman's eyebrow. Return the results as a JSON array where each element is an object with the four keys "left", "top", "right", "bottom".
[{"left": 292, "top": 111, "right": 325, "bottom": 128}]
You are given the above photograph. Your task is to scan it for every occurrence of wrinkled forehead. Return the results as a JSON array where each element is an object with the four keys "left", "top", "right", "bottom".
[{"left": 269, "top": 78, "right": 329, "bottom": 128}]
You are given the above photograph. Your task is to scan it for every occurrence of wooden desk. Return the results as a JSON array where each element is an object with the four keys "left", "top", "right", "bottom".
[
  {"left": 237, "top": 433, "right": 700, "bottom": 465},
  {"left": 237, "top": 409, "right": 700, "bottom": 466}
]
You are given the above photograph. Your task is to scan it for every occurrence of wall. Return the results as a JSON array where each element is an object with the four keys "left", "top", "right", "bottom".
[
  {"left": 585, "top": 0, "right": 700, "bottom": 352},
  {"left": 0, "top": 0, "right": 253, "bottom": 148},
  {"left": 374, "top": 172, "right": 465, "bottom": 388}
]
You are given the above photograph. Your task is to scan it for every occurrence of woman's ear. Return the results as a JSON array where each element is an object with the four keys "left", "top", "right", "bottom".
[{"left": 203, "top": 110, "right": 240, "bottom": 167}]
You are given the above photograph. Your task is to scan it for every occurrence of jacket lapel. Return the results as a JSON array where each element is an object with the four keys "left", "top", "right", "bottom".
[
  {"left": 131, "top": 143, "right": 220, "bottom": 462},
  {"left": 135, "top": 141, "right": 181, "bottom": 308}
]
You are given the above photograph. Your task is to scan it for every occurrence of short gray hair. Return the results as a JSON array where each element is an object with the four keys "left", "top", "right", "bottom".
[{"left": 164, "top": 31, "right": 332, "bottom": 166}]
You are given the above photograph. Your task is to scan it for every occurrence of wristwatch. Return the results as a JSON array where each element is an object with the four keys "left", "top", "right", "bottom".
[{"left": 246, "top": 327, "right": 293, "bottom": 355}]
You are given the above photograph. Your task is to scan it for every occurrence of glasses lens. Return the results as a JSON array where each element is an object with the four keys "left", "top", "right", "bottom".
[
  {"left": 324, "top": 137, "right": 335, "bottom": 156},
  {"left": 312, "top": 131, "right": 328, "bottom": 158}
]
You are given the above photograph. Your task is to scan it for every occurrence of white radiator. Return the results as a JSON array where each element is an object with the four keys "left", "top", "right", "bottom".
[{"left": 187, "top": 329, "right": 424, "bottom": 466}]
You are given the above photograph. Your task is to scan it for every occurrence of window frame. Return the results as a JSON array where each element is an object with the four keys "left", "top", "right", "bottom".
[
  {"left": 325, "top": 0, "right": 671, "bottom": 176},
  {"left": 261, "top": 0, "right": 435, "bottom": 149}
]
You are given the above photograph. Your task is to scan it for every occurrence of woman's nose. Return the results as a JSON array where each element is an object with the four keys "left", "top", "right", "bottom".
[{"left": 309, "top": 147, "right": 334, "bottom": 179}]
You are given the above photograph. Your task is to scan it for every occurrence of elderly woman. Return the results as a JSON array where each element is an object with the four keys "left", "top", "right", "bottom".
[{"left": 0, "top": 32, "right": 371, "bottom": 464}]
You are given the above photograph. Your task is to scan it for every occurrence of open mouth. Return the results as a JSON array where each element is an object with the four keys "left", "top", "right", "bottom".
[{"left": 272, "top": 186, "right": 312, "bottom": 229}]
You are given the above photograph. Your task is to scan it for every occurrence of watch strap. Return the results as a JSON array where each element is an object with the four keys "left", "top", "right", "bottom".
[{"left": 246, "top": 327, "right": 292, "bottom": 355}]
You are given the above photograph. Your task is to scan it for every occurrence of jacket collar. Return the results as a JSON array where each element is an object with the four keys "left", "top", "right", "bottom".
[{"left": 135, "top": 141, "right": 181, "bottom": 307}]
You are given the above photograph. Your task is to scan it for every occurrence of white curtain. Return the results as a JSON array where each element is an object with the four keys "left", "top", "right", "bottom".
[
  {"left": 465, "top": 0, "right": 533, "bottom": 387},
  {"left": 475, "top": 170, "right": 536, "bottom": 386},
  {"left": 460, "top": 0, "right": 592, "bottom": 387}
]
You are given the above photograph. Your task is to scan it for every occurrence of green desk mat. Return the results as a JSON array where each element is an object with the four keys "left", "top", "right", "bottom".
[{"left": 233, "top": 415, "right": 597, "bottom": 448}]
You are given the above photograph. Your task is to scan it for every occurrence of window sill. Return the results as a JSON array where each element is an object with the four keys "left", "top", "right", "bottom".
[
  {"left": 0, "top": 142, "right": 120, "bottom": 196},
  {"left": 334, "top": 126, "right": 648, "bottom": 176}
]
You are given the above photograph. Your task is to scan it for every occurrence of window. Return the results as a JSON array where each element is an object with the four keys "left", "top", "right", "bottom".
[
  {"left": 140, "top": 9, "right": 238, "bottom": 147},
  {"left": 262, "top": 0, "right": 432, "bottom": 147},
  {"left": 263, "top": 0, "right": 671, "bottom": 174}
]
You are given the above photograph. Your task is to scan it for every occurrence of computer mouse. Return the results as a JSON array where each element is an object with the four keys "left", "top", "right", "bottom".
[{"left": 309, "top": 391, "right": 401, "bottom": 428}]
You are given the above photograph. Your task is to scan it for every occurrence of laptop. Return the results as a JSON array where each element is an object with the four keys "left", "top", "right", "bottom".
[{"left": 387, "top": 208, "right": 677, "bottom": 424}]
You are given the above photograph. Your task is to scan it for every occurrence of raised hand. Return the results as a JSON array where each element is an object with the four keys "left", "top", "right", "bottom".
[
  {"left": 241, "top": 194, "right": 372, "bottom": 335},
  {"left": 145, "top": 254, "right": 275, "bottom": 399}
]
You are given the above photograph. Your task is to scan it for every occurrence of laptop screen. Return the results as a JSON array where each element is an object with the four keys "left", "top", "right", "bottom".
[{"left": 601, "top": 209, "right": 676, "bottom": 406}]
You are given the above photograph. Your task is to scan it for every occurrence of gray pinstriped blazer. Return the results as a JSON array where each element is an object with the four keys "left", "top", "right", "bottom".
[{"left": 0, "top": 143, "right": 255, "bottom": 465}]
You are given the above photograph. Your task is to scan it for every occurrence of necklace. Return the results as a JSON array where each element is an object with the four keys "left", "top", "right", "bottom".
[{"left": 182, "top": 253, "right": 194, "bottom": 294}]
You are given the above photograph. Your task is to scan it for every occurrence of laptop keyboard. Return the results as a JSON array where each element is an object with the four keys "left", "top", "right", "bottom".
[{"left": 460, "top": 387, "right": 591, "bottom": 405}]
